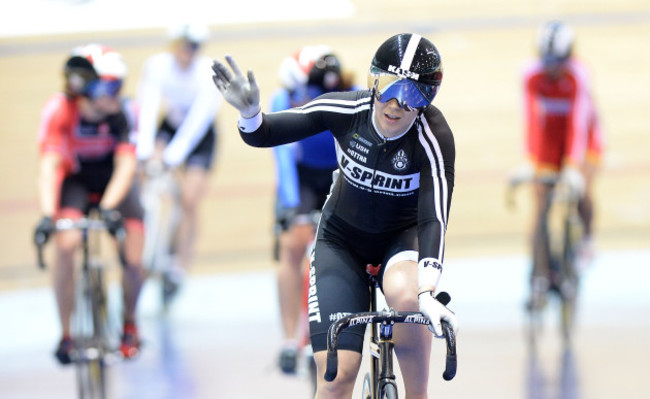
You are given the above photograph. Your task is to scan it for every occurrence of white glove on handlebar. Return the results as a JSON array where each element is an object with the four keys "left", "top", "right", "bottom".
[
  {"left": 418, "top": 291, "right": 458, "bottom": 338},
  {"left": 558, "top": 166, "right": 585, "bottom": 198},
  {"left": 212, "top": 55, "right": 261, "bottom": 119},
  {"left": 508, "top": 162, "right": 534, "bottom": 187}
]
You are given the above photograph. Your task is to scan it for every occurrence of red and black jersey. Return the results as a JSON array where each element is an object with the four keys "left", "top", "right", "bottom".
[{"left": 37, "top": 93, "right": 136, "bottom": 180}]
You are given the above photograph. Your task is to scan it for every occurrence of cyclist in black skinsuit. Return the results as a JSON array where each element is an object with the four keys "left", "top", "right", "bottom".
[{"left": 213, "top": 33, "right": 458, "bottom": 398}]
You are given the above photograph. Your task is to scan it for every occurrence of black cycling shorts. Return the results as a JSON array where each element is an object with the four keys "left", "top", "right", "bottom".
[
  {"left": 275, "top": 164, "right": 336, "bottom": 228},
  {"left": 294, "top": 164, "right": 336, "bottom": 216},
  {"left": 59, "top": 173, "right": 144, "bottom": 221},
  {"left": 158, "top": 118, "right": 217, "bottom": 170},
  {"left": 308, "top": 215, "right": 418, "bottom": 353}
]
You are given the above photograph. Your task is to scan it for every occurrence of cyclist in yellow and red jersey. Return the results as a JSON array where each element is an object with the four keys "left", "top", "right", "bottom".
[
  {"left": 514, "top": 21, "right": 604, "bottom": 306},
  {"left": 34, "top": 44, "right": 146, "bottom": 364}
]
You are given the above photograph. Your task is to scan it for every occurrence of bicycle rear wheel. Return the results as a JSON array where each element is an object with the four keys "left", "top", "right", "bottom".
[{"left": 74, "top": 266, "right": 108, "bottom": 399}]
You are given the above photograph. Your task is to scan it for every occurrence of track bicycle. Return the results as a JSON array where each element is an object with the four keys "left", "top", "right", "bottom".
[
  {"left": 324, "top": 265, "right": 457, "bottom": 399},
  {"left": 140, "top": 164, "right": 183, "bottom": 309},
  {"left": 507, "top": 175, "right": 584, "bottom": 350},
  {"left": 35, "top": 210, "right": 127, "bottom": 399}
]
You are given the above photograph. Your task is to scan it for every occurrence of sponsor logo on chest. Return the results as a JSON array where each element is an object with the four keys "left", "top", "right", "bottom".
[{"left": 337, "top": 144, "right": 419, "bottom": 196}]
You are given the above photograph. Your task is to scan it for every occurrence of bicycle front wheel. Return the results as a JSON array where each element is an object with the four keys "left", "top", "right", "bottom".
[
  {"left": 559, "top": 207, "right": 582, "bottom": 347},
  {"left": 361, "top": 372, "right": 372, "bottom": 399},
  {"left": 74, "top": 267, "right": 107, "bottom": 399},
  {"left": 378, "top": 381, "right": 398, "bottom": 399}
]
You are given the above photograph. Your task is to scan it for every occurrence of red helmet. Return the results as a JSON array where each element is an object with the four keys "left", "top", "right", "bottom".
[{"left": 278, "top": 45, "right": 342, "bottom": 93}]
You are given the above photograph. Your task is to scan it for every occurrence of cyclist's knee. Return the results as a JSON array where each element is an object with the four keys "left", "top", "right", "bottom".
[
  {"left": 382, "top": 261, "right": 418, "bottom": 311},
  {"left": 54, "top": 232, "right": 81, "bottom": 256},
  {"left": 314, "top": 350, "right": 361, "bottom": 397},
  {"left": 317, "top": 366, "right": 357, "bottom": 398},
  {"left": 180, "top": 169, "right": 208, "bottom": 209}
]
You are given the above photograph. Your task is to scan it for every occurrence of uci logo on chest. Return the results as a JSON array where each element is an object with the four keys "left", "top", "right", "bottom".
[{"left": 392, "top": 149, "right": 409, "bottom": 171}]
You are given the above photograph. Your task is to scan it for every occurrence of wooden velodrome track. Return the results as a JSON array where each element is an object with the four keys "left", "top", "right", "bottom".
[{"left": 0, "top": 1, "right": 649, "bottom": 398}]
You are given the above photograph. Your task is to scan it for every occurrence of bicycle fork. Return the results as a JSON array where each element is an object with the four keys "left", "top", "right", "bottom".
[
  {"left": 368, "top": 283, "right": 398, "bottom": 399},
  {"left": 371, "top": 322, "right": 399, "bottom": 397}
]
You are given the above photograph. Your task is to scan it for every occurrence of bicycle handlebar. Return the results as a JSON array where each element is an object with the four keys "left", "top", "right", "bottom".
[
  {"left": 35, "top": 218, "right": 127, "bottom": 270},
  {"left": 324, "top": 292, "right": 457, "bottom": 382}
]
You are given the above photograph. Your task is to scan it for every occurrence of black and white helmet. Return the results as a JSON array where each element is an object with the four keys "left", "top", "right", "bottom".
[
  {"left": 537, "top": 20, "right": 574, "bottom": 64},
  {"left": 368, "top": 33, "right": 443, "bottom": 110}
]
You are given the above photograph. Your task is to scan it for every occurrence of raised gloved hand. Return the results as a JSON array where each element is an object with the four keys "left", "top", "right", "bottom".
[
  {"left": 212, "top": 55, "right": 261, "bottom": 119},
  {"left": 34, "top": 216, "right": 54, "bottom": 245},
  {"left": 99, "top": 208, "right": 124, "bottom": 237},
  {"left": 418, "top": 291, "right": 458, "bottom": 338},
  {"left": 558, "top": 166, "right": 585, "bottom": 198}
]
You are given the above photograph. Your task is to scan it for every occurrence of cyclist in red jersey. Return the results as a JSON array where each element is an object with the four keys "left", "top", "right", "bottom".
[
  {"left": 513, "top": 21, "right": 604, "bottom": 306},
  {"left": 34, "top": 44, "right": 146, "bottom": 364}
]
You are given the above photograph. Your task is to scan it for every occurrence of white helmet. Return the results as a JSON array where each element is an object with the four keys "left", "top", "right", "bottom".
[
  {"left": 167, "top": 23, "right": 210, "bottom": 44},
  {"left": 537, "top": 20, "right": 574, "bottom": 63}
]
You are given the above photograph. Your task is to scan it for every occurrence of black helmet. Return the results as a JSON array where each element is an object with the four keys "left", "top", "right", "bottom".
[
  {"left": 368, "top": 33, "right": 443, "bottom": 110},
  {"left": 308, "top": 53, "right": 342, "bottom": 92},
  {"left": 64, "top": 55, "right": 98, "bottom": 97}
]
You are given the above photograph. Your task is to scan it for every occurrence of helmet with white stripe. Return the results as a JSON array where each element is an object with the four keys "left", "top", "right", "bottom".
[
  {"left": 537, "top": 20, "right": 574, "bottom": 64},
  {"left": 368, "top": 33, "right": 443, "bottom": 110}
]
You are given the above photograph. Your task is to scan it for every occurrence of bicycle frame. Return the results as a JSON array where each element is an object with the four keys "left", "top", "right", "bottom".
[
  {"left": 543, "top": 183, "right": 583, "bottom": 345},
  {"left": 508, "top": 176, "right": 584, "bottom": 349},
  {"left": 36, "top": 214, "right": 126, "bottom": 399},
  {"left": 140, "top": 169, "right": 182, "bottom": 307},
  {"left": 324, "top": 273, "right": 457, "bottom": 399},
  {"left": 141, "top": 170, "right": 181, "bottom": 274}
]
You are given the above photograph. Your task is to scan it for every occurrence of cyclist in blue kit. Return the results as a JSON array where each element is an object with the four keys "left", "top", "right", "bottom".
[
  {"left": 271, "top": 45, "right": 358, "bottom": 373},
  {"left": 213, "top": 33, "right": 458, "bottom": 398}
]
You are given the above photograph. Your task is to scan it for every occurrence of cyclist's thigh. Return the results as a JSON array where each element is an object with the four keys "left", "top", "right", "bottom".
[
  {"left": 185, "top": 125, "right": 216, "bottom": 170},
  {"left": 378, "top": 225, "right": 418, "bottom": 290},
  {"left": 55, "top": 176, "right": 89, "bottom": 249},
  {"left": 308, "top": 238, "right": 370, "bottom": 354},
  {"left": 116, "top": 182, "right": 144, "bottom": 224},
  {"left": 295, "top": 164, "right": 335, "bottom": 217},
  {"left": 533, "top": 181, "right": 554, "bottom": 217}
]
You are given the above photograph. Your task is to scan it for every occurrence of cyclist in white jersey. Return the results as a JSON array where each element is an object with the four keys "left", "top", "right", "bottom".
[{"left": 136, "top": 22, "right": 222, "bottom": 296}]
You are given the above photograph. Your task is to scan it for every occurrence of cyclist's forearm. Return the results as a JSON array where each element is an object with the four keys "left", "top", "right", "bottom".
[
  {"left": 37, "top": 153, "right": 62, "bottom": 217},
  {"left": 101, "top": 153, "right": 136, "bottom": 210}
]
